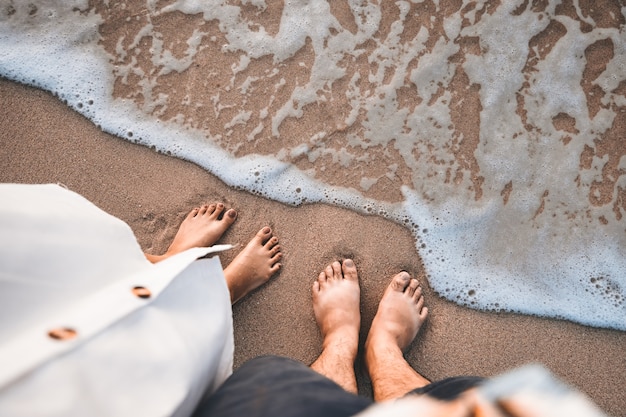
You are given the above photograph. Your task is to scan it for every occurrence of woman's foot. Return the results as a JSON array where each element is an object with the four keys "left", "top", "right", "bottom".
[
  {"left": 146, "top": 204, "right": 237, "bottom": 263},
  {"left": 310, "top": 259, "right": 361, "bottom": 393},
  {"left": 223, "top": 227, "right": 282, "bottom": 304},
  {"left": 365, "top": 272, "right": 430, "bottom": 401}
]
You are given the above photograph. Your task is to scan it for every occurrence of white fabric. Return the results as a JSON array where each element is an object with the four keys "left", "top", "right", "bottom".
[
  {"left": 355, "top": 365, "right": 607, "bottom": 417},
  {"left": 0, "top": 183, "right": 234, "bottom": 417}
]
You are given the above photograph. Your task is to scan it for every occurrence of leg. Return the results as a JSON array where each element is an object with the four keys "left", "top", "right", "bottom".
[
  {"left": 365, "top": 272, "right": 430, "bottom": 402},
  {"left": 310, "top": 259, "right": 361, "bottom": 394},
  {"left": 145, "top": 203, "right": 237, "bottom": 262},
  {"left": 223, "top": 227, "right": 282, "bottom": 304}
]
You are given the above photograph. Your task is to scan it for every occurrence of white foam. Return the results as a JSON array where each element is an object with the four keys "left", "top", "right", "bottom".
[{"left": 1, "top": 0, "right": 625, "bottom": 330}]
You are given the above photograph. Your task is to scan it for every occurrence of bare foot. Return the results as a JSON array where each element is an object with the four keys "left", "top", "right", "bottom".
[
  {"left": 223, "top": 227, "right": 282, "bottom": 304},
  {"left": 310, "top": 259, "right": 361, "bottom": 393},
  {"left": 367, "top": 272, "right": 428, "bottom": 351},
  {"left": 146, "top": 204, "right": 237, "bottom": 263},
  {"left": 166, "top": 204, "right": 237, "bottom": 254},
  {"left": 365, "top": 272, "right": 430, "bottom": 401}
]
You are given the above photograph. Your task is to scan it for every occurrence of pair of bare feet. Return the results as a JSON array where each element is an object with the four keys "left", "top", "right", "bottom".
[
  {"left": 145, "top": 203, "right": 282, "bottom": 304},
  {"left": 146, "top": 203, "right": 426, "bottom": 401},
  {"left": 311, "top": 260, "right": 430, "bottom": 402}
]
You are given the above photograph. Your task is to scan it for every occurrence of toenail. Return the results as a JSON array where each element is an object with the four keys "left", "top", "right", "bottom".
[
  {"left": 344, "top": 259, "right": 354, "bottom": 267},
  {"left": 228, "top": 210, "right": 237, "bottom": 218},
  {"left": 263, "top": 227, "right": 270, "bottom": 233}
]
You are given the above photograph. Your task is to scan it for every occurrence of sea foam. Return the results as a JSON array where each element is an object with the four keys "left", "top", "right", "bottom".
[{"left": 1, "top": 0, "right": 624, "bottom": 330}]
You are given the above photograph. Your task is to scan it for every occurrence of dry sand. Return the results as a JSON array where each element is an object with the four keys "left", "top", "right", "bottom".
[{"left": 1, "top": 78, "right": 625, "bottom": 415}]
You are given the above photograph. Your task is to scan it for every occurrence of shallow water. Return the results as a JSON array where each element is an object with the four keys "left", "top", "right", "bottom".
[{"left": 1, "top": 0, "right": 625, "bottom": 330}]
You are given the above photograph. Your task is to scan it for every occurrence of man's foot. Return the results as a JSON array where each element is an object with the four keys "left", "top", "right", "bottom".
[
  {"left": 365, "top": 272, "right": 430, "bottom": 402},
  {"left": 146, "top": 204, "right": 237, "bottom": 263},
  {"left": 223, "top": 227, "right": 282, "bottom": 304},
  {"left": 310, "top": 259, "right": 361, "bottom": 394},
  {"left": 367, "top": 272, "right": 428, "bottom": 351}
]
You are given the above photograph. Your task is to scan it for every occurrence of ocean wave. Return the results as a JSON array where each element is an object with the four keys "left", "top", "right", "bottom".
[{"left": 1, "top": 0, "right": 624, "bottom": 330}]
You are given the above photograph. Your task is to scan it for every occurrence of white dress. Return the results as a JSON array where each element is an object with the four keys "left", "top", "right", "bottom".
[{"left": 0, "top": 183, "right": 234, "bottom": 417}]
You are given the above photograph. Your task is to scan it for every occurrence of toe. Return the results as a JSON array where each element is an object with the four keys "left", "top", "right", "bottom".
[
  {"left": 390, "top": 271, "right": 411, "bottom": 292},
  {"left": 318, "top": 270, "right": 328, "bottom": 285},
  {"left": 199, "top": 205, "right": 209, "bottom": 215},
  {"left": 312, "top": 280, "right": 320, "bottom": 293},
  {"left": 342, "top": 259, "right": 358, "bottom": 282},
  {"left": 412, "top": 285, "right": 423, "bottom": 302},
  {"left": 416, "top": 295, "right": 425, "bottom": 310},
  {"left": 269, "top": 263, "right": 281, "bottom": 274},
  {"left": 256, "top": 227, "right": 272, "bottom": 243},
  {"left": 209, "top": 203, "right": 223, "bottom": 218},
  {"left": 188, "top": 208, "right": 200, "bottom": 219},
  {"left": 331, "top": 261, "right": 342, "bottom": 281},
  {"left": 270, "top": 251, "right": 282, "bottom": 263},
  {"left": 324, "top": 264, "right": 334, "bottom": 281},
  {"left": 419, "top": 306, "right": 429, "bottom": 320},
  {"left": 270, "top": 244, "right": 281, "bottom": 256},
  {"left": 265, "top": 236, "right": 279, "bottom": 249},
  {"left": 225, "top": 209, "right": 237, "bottom": 223},
  {"left": 406, "top": 279, "right": 419, "bottom": 296}
]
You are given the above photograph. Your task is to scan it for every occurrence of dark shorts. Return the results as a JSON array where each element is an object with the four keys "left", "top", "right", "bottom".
[{"left": 193, "top": 356, "right": 484, "bottom": 417}]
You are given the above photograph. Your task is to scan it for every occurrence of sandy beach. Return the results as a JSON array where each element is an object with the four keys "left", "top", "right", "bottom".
[
  {"left": 2, "top": 0, "right": 626, "bottom": 415},
  {"left": 1, "top": 78, "right": 625, "bottom": 415}
]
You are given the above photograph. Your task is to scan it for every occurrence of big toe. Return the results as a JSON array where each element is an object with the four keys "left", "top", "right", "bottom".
[
  {"left": 223, "top": 208, "right": 238, "bottom": 224},
  {"left": 342, "top": 259, "right": 358, "bottom": 282},
  {"left": 254, "top": 227, "right": 272, "bottom": 244},
  {"left": 389, "top": 271, "right": 411, "bottom": 292}
]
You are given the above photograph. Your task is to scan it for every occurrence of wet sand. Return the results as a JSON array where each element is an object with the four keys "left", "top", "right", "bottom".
[{"left": 1, "top": 78, "right": 625, "bottom": 415}]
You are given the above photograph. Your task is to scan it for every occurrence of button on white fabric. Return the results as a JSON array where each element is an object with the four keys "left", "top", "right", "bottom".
[
  {"left": 47, "top": 328, "right": 77, "bottom": 341},
  {"left": 132, "top": 286, "right": 152, "bottom": 299}
]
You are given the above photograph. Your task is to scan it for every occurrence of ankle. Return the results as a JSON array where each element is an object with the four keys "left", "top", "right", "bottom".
[
  {"left": 365, "top": 333, "right": 403, "bottom": 371},
  {"left": 311, "top": 344, "right": 358, "bottom": 394},
  {"left": 365, "top": 324, "right": 400, "bottom": 352},
  {"left": 322, "top": 329, "right": 359, "bottom": 360}
]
